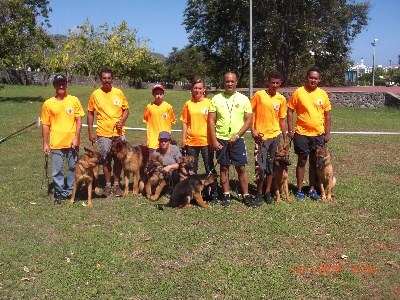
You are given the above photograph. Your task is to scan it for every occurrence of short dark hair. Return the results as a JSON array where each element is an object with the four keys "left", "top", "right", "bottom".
[
  {"left": 268, "top": 70, "right": 282, "bottom": 81},
  {"left": 99, "top": 68, "right": 113, "bottom": 78},
  {"left": 306, "top": 67, "right": 321, "bottom": 77}
]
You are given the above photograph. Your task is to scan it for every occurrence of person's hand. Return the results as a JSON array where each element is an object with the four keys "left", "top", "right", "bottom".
[
  {"left": 283, "top": 142, "right": 289, "bottom": 151},
  {"left": 287, "top": 132, "right": 294, "bottom": 139},
  {"left": 71, "top": 137, "right": 79, "bottom": 149},
  {"left": 115, "top": 121, "right": 123, "bottom": 131},
  {"left": 212, "top": 140, "right": 223, "bottom": 150},
  {"left": 251, "top": 129, "right": 259, "bottom": 139},
  {"left": 324, "top": 132, "right": 331, "bottom": 143},
  {"left": 89, "top": 133, "right": 97, "bottom": 143},
  {"left": 43, "top": 144, "right": 50, "bottom": 155}
]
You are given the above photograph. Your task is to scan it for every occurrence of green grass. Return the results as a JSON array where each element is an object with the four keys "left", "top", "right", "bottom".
[{"left": 0, "top": 84, "right": 399, "bottom": 299}]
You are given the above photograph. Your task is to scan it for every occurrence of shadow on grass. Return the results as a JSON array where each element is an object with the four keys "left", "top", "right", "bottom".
[{"left": 0, "top": 96, "right": 44, "bottom": 103}]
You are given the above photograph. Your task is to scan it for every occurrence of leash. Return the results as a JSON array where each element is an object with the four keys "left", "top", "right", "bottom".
[
  {"left": 208, "top": 143, "right": 230, "bottom": 175},
  {"left": 0, "top": 117, "right": 41, "bottom": 144}
]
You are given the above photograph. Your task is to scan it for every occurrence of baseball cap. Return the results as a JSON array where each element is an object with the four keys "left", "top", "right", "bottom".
[
  {"left": 53, "top": 74, "right": 67, "bottom": 83},
  {"left": 152, "top": 84, "right": 164, "bottom": 94},
  {"left": 158, "top": 131, "right": 171, "bottom": 140}
]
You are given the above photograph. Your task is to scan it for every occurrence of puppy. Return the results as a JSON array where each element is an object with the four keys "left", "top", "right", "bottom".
[
  {"left": 166, "top": 173, "right": 216, "bottom": 209},
  {"left": 315, "top": 145, "right": 336, "bottom": 202},
  {"left": 110, "top": 140, "right": 149, "bottom": 196},
  {"left": 271, "top": 144, "right": 292, "bottom": 204},
  {"left": 70, "top": 147, "right": 104, "bottom": 207},
  {"left": 139, "top": 154, "right": 168, "bottom": 201},
  {"left": 171, "top": 155, "right": 195, "bottom": 183}
]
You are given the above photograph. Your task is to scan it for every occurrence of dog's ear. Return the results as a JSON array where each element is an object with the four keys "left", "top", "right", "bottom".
[{"left": 85, "top": 148, "right": 95, "bottom": 158}]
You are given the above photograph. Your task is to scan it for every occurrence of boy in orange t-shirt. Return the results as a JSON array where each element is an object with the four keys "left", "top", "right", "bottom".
[
  {"left": 287, "top": 67, "right": 332, "bottom": 201},
  {"left": 41, "top": 74, "right": 85, "bottom": 204},
  {"left": 142, "top": 84, "right": 176, "bottom": 152},
  {"left": 251, "top": 70, "right": 288, "bottom": 206}
]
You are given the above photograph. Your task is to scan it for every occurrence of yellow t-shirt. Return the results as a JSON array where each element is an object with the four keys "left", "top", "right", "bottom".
[
  {"left": 41, "top": 95, "right": 85, "bottom": 149},
  {"left": 287, "top": 86, "right": 331, "bottom": 136},
  {"left": 87, "top": 87, "right": 129, "bottom": 137},
  {"left": 142, "top": 101, "right": 176, "bottom": 149},
  {"left": 251, "top": 90, "right": 287, "bottom": 139},
  {"left": 180, "top": 98, "right": 211, "bottom": 146}
]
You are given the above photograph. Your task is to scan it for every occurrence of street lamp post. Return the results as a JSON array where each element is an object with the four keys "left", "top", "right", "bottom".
[{"left": 371, "top": 39, "right": 378, "bottom": 86}]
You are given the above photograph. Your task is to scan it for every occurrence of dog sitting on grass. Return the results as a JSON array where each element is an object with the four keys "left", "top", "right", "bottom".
[{"left": 315, "top": 144, "right": 336, "bottom": 202}]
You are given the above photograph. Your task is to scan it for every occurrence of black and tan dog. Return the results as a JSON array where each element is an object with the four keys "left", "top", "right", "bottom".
[
  {"left": 171, "top": 155, "right": 195, "bottom": 183},
  {"left": 110, "top": 140, "right": 149, "bottom": 196},
  {"left": 139, "top": 154, "right": 168, "bottom": 201},
  {"left": 69, "top": 147, "right": 104, "bottom": 207},
  {"left": 315, "top": 144, "right": 336, "bottom": 202},
  {"left": 166, "top": 173, "right": 216, "bottom": 209},
  {"left": 271, "top": 144, "right": 292, "bottom": 204}
]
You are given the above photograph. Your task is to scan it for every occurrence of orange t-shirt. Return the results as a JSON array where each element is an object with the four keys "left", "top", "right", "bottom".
[
  {"left": 251, "top": 90, "right": 287, "bottom": 139},
  {"left": 287, "top": 86, "right": 331, "bottom": 136},
  {"left": 87, "top": 87, "right": 129, "bottom": 137},
  {"left": 180, "top": 98, "right": 211, "bottom": 146},
  {"left": 142, "top": 101, "right": 176, "bottom": 149},
  {"left": 41, "top": 95, "right": 85, "bottom": 149}
]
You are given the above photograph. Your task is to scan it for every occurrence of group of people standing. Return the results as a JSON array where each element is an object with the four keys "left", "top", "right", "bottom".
[{"left": 41, "top": 67, "right": 331, "bottom": 207}]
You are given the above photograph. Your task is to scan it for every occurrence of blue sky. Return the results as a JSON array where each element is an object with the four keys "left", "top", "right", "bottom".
[{"left": 47, "top": 0, "right": 399, "bottom": 68}]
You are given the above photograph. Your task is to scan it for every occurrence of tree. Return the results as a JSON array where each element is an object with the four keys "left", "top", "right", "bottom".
[
  {"left": 183, "top": 0, "right": 370, "bottom": 87},
  {"left": 0, "top": 0, "right": 53, "bottom": 84}
]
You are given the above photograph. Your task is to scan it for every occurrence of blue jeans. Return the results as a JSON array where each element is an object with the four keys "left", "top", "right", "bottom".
[{"left": 51, "top": 148, "right": 79, "bottom": 198}]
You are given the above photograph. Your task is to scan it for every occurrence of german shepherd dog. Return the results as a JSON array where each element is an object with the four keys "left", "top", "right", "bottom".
[
  {"left": 166, "top": 173, "right": 216, "bottom": 209},
  {"left": 69, "top": 147, "right": 104, "bottom": 207},
  {"left": 271, "top": 145, "right": 292, "bottom": 204},
  {"left": 110, "top": 140, "right": 149, "bottom": 196},
  {"left": 171, "top": 155, "right": 195, "bottom": 183},
  {"left": 315, "top": 145, "right": 336, "bottom": 202},
  {"left": 139, "top": 154, "right": 168, "bottom": 201}
]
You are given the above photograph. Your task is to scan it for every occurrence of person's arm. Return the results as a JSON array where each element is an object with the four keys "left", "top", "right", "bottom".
[
  {"left": 181, "top": 122, "right": 188, "bottom": 148},
  {"left": 324, "top": 110, "right": 331, "bottom": 142},
  {"left": 42, "top": 124, "right": 50, "bottom": 155},
  {"left": 71, "top": 116, "right": 82, "bottom": 149},
  {"left": 116, "top": 108, "right": 129, "bottom": 133},
  {"left": 208, "top": 111, "right": 221, "bottom": 150},
  {"left": 279, "top": 118, "right": 288, "bottom": 149},
  {"left": 231, "top": 112, "right": 253, "bottom": 144},
  {"left": 287, "top": 108, "right": 294, "bottom": 140},
  {"left": 87, "top": 110, "right": 96, "bottom": 142}
]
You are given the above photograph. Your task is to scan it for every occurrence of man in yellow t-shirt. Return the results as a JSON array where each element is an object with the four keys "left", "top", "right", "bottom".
[
  {"left": 251, "top": 71, "right": 288, "bottom": 206},
  {"left": 41, "top": 74, "right": 85, "bottom": 204},
  {"left": 87, "top": 68, "right": 129, "bottom": 197},
  {"left": 287, "top": 67, "right": 332, "bottom": 201},
  {"left": 209, "top": 71, "right": 254, "bottom": 207},
  {"left": 142, "top": 84, "right": 176, "bottom": 152}
]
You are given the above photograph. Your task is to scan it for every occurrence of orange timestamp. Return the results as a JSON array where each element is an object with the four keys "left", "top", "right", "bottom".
[{"left": 291, "top": 265, "right": 377, "bottom": 275}]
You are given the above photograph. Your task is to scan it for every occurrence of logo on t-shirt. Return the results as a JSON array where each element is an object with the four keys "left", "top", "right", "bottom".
[
  {"left": 113, "top": 99, "right": 120, "bottom": 105},
  {"left": 317, "top": 99, "right": 323, "bottom": 105},
  {"left": 162, "top": 113, "right": 168, "bottom": 119},
  {"left": 202, "top": 108, "right": 209, "bottom": 114},
  {"left": 274, "top": 103, "right": 280, "bottom": 110},
  {"left": 66, "top": 108, "right": 73, "bottom": 114}
]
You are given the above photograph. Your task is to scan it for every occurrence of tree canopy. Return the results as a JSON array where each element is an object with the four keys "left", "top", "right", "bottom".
[{"left": 183, "top": 0, "right": 370, "bottom": 87}]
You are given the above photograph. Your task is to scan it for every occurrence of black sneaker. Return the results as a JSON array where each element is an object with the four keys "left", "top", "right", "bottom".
[
  {"left": 54, "top": 196, "right": 62, "bottom": 205},
  {"left": 264, "top": 192, "right": 274, "bottom": 204},
  {"left": 221, "top": 193, "right": 231, "bottom": 207},
  {"left": 253, "top": 194, "right": 263, "bottom": 207},
  {"left": 210, "top": 196, "right": 218, "bottom": 205},
  {"left": 243, "top": 194, "right": 256, "bottom": 207}
]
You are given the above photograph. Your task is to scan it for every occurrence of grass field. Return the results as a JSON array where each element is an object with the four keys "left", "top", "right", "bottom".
[{"left": 0, "top": 84, "right": 399, "bottom": 299}]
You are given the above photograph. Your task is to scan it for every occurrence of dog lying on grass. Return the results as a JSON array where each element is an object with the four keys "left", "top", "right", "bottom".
[
  {"left": 69, "top": 147, "right": 104, "bottom": 207},
  {"left": 110, "top": 140, "right": 149, "bottom": 196},
  {"left": 271, "top": 144, "right": 292, "bottom": 204},
  {"left": 315, "top": 144, "right": 336, "bottom": 202},
  {"left": 165, "top": 173, "right": 217, "bottom": 209}
]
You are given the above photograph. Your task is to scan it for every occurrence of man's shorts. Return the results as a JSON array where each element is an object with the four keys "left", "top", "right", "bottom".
[
  {"left": 254, "top": 136, "right": 280, "bottom": 179},
  {"left": 293, "top": 133, "right": 324, "bottom": 157},
  {"left": 97, "top": 135, "right": 126, "bottom": 160},
  {"left": 216, "top": 138, "right": 248, "bottom": 167}
]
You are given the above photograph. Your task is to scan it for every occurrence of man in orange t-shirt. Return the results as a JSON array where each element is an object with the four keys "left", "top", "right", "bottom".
[
  {"left": 251, "top": 70, "right": 288, "bottom": 206},
  {"left": 287, "top": 67, "right": 332, "bottom": 201},
  {"left": 87, "top": 68, "right": 129, "bottom": 197},
  {"left": 41, "top": 74, "right": 85, "bottom": 204}
]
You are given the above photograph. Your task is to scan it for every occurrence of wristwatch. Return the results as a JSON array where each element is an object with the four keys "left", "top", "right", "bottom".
[{"left": 235, "top": 134, "right": 240, "bottom": 139}]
